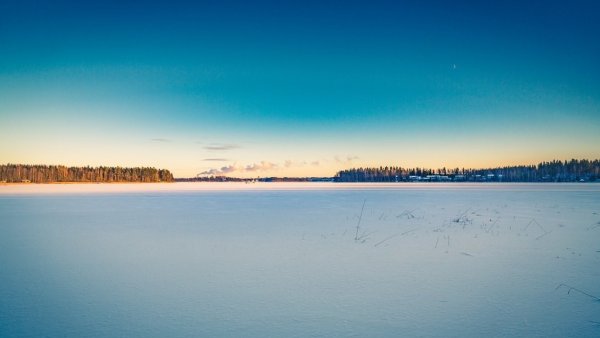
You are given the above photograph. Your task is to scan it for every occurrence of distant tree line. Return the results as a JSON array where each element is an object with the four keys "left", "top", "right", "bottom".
[
  {"left": 176, "top": 176, "right": 249, "bottom": 182},
  {"left": 176, "top": 176, "right": 333, "bottom": 182},
  {"left": 335, "top": 159, "right": 600, "bottom": 182},
  {"left": 0, "top": 164, "right": 174, "bottom": 183}
]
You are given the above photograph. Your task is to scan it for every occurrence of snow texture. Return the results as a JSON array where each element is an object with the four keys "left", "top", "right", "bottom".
[{"left": 1, "top": 183, "right": 599, "bottom": 337}]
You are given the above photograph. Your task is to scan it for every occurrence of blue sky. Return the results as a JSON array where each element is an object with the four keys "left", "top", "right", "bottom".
[{"left": 1, "top": 0, "right": 599, "bottom": 177}]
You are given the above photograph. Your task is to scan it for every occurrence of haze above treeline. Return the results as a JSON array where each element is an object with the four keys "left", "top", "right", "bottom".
[{"left": 2, "top": 159, "right": 599, "bottom": 184}]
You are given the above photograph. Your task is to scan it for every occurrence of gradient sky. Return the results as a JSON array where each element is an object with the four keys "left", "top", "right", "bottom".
[{"left": 1, "top": 0, "right": 599, "bottom": 177}]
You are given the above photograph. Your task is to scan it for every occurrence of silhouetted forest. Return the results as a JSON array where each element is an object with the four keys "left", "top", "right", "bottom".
[
  {"left": 335, "top": 159, "right": 600, "bottom": 182},
  {"left": 0, "top": 164, "right": 174, "bottom": 183}
]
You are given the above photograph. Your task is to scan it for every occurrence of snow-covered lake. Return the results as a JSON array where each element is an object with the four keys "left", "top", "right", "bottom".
[{"left": 1, "top": 183, "right": 599, "bottom": 337}]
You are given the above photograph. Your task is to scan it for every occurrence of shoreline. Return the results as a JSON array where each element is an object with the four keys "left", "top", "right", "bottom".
[
  {"left": 1, "top": 181, "right": 599, "bottom": 195},
  {"left": 2, "top": 180, "right": 597, "bottom": 185}
]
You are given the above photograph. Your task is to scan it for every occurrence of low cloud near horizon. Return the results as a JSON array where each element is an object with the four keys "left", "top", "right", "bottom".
[
  {"left": 203, "top": 143, "right": 240, "bottom": 151},
  {"left": 199, "top": 161, "right": 278, "bottom": 176},
  {"left": 335, "top": 155, "right": 359, "bottom": 163},
  {"left": 203, "top": 158, "right": 229, "bottom": 162},
  {"left": 198, "top": 156, "right": 356, "bottom": 176}
]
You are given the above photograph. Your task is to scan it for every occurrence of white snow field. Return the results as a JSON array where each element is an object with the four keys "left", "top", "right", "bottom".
[{"left": 1, "top": 183, "right": 599, "bottom": 337}]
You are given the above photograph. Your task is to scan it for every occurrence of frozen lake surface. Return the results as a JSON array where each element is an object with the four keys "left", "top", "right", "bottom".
[{"left": 1, "top": 183, "right": 599, "bottom": 337}]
